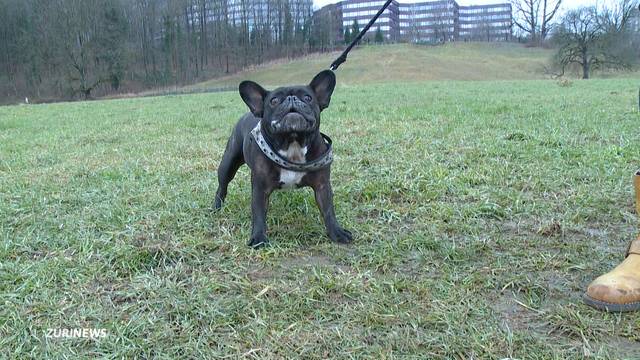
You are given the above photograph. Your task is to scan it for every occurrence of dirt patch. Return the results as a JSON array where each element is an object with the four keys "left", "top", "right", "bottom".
[
  {"left": 282, "top": 253, "right": 333, "bottom": 268},
  {"left": 246, "top": 250, "right": 357, "bottom": 282},
  {"left": 538, "top": 220, "right": 562, "bottom": 237},
  {"left": 491, "top": 292, "right": 548, "bottom": 333},
  {"left": 282, "top": 252, "right": 355, "bottom": 275},
  {"left": 247, "top": 265, "right": 279, "bottom": 281},
  {"left": 595, "top": 335, "right": 640, "bottom": 358}
]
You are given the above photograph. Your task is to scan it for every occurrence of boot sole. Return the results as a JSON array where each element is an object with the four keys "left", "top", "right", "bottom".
[{"left": 582, "top": 293, "right": 640, "bottom": 312}]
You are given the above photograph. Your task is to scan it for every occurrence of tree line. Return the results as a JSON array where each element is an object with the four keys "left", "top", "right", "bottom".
[
  {"left": 0, "top": 0, "right": 340, "bottom": 102},
  {"left": 511, "top": 0, "right": 639, "bottom": 78}
]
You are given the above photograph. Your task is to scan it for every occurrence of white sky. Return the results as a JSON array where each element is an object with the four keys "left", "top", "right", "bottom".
[{"left": 312, "top": 0, "right": 608, "bottom": 13}]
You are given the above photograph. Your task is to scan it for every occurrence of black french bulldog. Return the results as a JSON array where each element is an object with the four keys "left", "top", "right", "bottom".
[{"left": 214, "top": 70, "right": 352, "bottom": 248}]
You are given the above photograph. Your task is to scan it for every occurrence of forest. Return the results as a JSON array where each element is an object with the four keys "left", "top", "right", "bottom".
[{"left": 0, "top": 0, "right": 338, "bottom": 102}]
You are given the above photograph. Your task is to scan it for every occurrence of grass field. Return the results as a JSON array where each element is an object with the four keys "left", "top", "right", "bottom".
[
  {"left": 179, "top": 43, "right": 554, "bottom": 92},
  {"left": 2, "top": 76, "right": 640, "bottom": 358}
]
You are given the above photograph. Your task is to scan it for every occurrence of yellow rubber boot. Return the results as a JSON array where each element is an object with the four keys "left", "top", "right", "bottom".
[{"left": 583, "top": 171, "right": 640, "bottom": 311}]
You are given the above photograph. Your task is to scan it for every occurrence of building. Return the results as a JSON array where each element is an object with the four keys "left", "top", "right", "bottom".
[
  {"left": 399, "top": 0, "right": 459, "bottom": 42},
  {"left": 458, "top": 3, "right": 512, "bottom": 41},
  {"left": 323, "top": 0, "right": 512, "bottom": 43},
  {"left": 341, "top": 0, "right": 401, "bottom": 40},
  {"left": 311, "top": 3, "right": 345, "bottom": 47}
]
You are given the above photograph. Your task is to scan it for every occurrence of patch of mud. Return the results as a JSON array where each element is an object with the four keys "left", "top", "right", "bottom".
[
  {"left": 281, "top": 252, "right": 355, "bottom": 275},
  {"left": 594, "top": 336, "right": 640, "bottom": 359},
  {"left": 247, "top": 250, "right": 357, "bottom": 282},
  {"left": 491, "top": 292, "right": 548, "bottom": 334}
]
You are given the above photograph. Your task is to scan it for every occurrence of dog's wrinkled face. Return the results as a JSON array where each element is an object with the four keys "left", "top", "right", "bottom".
[
  {"left": 264, "top": 86, "right": 317, "bottom": 134},
  {"left": 239, "top": 70, "right": 336, "bottom": 136}
]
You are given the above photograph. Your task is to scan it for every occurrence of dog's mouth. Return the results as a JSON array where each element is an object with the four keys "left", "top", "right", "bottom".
[
  {"left": 283, "top": 110, "right": 304, "bottom": 121},
  {"left": 272, "top": 110, "right": 314, "bottom": 134}
]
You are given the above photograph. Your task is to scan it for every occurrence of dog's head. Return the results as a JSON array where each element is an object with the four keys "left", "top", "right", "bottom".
[{"left": 239, "top": 70, "right": 336, "bottom": 135}]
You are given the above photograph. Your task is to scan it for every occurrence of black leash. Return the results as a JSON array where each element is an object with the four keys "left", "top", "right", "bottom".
[{"left": 329, "top": 0, "right": 394, "bottom": 71}]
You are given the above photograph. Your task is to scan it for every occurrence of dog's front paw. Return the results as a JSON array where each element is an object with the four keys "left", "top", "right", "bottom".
[
  {"left": 329, "top": 227, "right": 353, "bottom": 244},
  {"left": 213, "top": 194, "right": 224, "bottom": 211},
  {"left": 248, "top": 234, "right": 270, "bottom": 249}
]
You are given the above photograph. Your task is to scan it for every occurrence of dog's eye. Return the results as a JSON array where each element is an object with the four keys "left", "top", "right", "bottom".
[
  {"left": 303, "top": 95, "right": 312, "bottom": 102},
  {"left": 270, "top": 97, "right": 280, "bottom": 106}
]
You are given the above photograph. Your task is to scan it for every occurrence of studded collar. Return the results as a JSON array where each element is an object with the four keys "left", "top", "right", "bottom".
[{"left": 249, "top": 121, "right": 333, "bottom": 172}]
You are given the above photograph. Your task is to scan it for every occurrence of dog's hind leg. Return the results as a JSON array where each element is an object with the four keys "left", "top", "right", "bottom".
[{"left": 214, "top": 135, "right": 245, "bottom": 210}]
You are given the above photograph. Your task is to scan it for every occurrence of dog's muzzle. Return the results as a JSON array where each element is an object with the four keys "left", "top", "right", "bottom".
[
  {"left": 275, "top": 112, "right": 313, "bottom": 133},
  {"left": 271, "top": 96, "right": 315, "bottom": 133}
]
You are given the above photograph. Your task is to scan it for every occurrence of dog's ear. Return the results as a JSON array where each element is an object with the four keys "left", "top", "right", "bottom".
[
  {"left": 239, "top": 81, "right": 268, "bottom": 117},
  {"left": 309, "top": 70, "right": 336, "bottom": 111}
]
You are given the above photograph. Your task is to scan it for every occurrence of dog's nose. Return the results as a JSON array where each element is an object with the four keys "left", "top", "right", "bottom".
[{"left": 286, "top": 95, "right": 301, "bottom": 106}]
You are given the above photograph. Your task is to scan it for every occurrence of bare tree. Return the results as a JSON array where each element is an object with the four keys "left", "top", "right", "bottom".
[
  {"left": 540, "top": 0, "right": 562, "bottom": 40},
  {"left": 511, "top": 0, "right": 561, "bottom": 44},
  {"left": 56, "top": 0, "right": 109, "bottom": 99},
  {"left": 512, "top": 0, "right": 538, "bottom": 42},
  {"left": 551, "top": 1, "right": 638, "bottom": 79}
]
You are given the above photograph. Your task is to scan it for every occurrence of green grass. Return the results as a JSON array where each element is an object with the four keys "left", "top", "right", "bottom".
[
  {"left": 2, "top": 77, "right": 640, "bottom": 358},
  {"left": 179, "top": 42, "right": 554, "bottom": 92}
]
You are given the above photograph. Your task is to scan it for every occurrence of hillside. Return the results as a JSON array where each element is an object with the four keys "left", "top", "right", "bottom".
[{"left": 184, "top": 42, "right": 553, "bottom": 91}]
